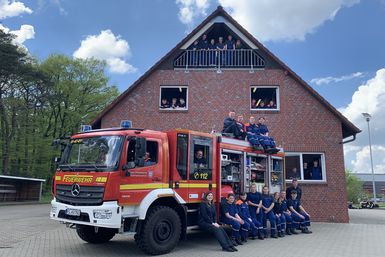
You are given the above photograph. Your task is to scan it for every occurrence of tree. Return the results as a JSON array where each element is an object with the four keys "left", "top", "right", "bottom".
[{"left": 345, "top": 170, "right": 364, "bottom": 203}]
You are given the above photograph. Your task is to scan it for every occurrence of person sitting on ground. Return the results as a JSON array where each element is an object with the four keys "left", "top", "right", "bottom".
[
  {"left": 222, "top": 111, "right": 245, "bottom": 139},
  {"left": 287, "top": 190, "right": 312, "bottom": 234},
  {"left": 178, "top": 98, "right": 186, "bottom": 108},
  {"left": 144, "top": 152, "right": 156, "bottom": 166},
  {"left": 236, "top": 192, "right": 263, "bottom": 240},
  {"left": 273, "top": 192, "right": 285, "bottom": 237},
  {"left": 257, "top": 117, "right": 279, "bottom": 153},
  {"left": 160, "top": 98, "right": 170, "bottom": 109},
  {"left": 286, "top": 178, "right": 302, "bottom": 200},
  {"left": 279, "top": 190, "right": 296, "bottom": 235},
  {"left": 220, "top": 193, "right": 245, "bottom": 246},
  {"left": 199, "top": 191, "right": 238, "bottom": 252},
  {"left": 245, "top": 116, "right": 264, "bottom": 151}
]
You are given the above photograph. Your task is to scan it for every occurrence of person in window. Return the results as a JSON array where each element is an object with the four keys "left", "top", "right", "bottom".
[
  {"left": 251, "top": 99, "right": 257, "bottom": 109},
  {"left": 220, "top": 193, "right": 244, "bottom": 245},
  {"left": 261, "top": 186, "right": 278, "bottom": 238},
  {"left": 257, "top": 100, "right": 266, "bottom": 108},
  {"left": 225, "top": 35, "right": 235, "bottom": 66},
  {"left": 287, "top": 167, "right": 301, "bottom": 180},
  {"left": 311, "top": 159, "right": 322, "bottom": 180},
  {"left": 208, "top": 38, "right": 216, "bottom": 66},
  {"left": 199, "top": 192, "right": 238, "bottom": 252},
  {"left": 178, "top": 98, "right": 186, "bottom": 108},
  {"left": 170, "top": 98, "right": 178, "bottom": 109},
  {"left": 245, "top": 116, "right": 264, "bottom": 151},
  {"left": 286, "top": 178, "right": 302, "bottom": 200},
  {"left": 267, "top": 100, "right": 277, "bottom": 109},
  {"left": 303, "top": 162, "right": 311, "bottom": 179},
  {"left": 222, "top": 111, "right": 246, "bottom": 140},
  {"left": 144, "top": 152, "right": 156, "bottom": 166},
  {"left": 160, "top": 98, "right": 170, "bottom": 109},
  {"left": 216, "top": 37, "right": 225, "bottom": 65},
  {"left": 198, "top": 34, "right": 208, "bottom": 66},
  {"left": 257, "top": 117, "right": 279, "bottom": 153},
  {"left": 287, "top": 190, "right": 312, "bottom": 234},
  {"left": 194, "top": 149, "right": 207, "bottom": 168}
]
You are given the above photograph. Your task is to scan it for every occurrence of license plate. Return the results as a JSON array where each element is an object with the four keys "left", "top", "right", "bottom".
[{"left": 65, "top": 208, "right": 81, "bottom": 216}]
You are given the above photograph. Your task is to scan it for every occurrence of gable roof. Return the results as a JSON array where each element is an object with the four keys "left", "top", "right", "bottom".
[{"left": 92, "top": 6, "right": 360, "bottom": 139}]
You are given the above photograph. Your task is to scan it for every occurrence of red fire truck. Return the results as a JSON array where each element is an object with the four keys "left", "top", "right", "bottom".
[{"left": 50, "top": 125, "right": 285, "bottom": 255}]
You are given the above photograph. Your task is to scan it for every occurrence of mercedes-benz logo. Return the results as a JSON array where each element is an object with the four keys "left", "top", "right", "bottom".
[{"left": 71, "top": 184, "right": 80, "bottom": 196}]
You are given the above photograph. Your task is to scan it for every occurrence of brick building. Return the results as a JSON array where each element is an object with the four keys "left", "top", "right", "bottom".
[{"left": 92, "top": 7, "right": 360, "bottom": 222}]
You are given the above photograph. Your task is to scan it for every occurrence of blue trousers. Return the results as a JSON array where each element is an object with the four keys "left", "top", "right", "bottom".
[
  {"left": 291, "top": 211, "right": 311, "bottom": 228},
  {"left": 283, "top": 212, "right": 293, "bottom": 229},
  {"left": 249, "top": 207, "right": 264, "bottom": 224},
  {"left": 247, "top": 133, "right": 262, "bottom": 146},
  {"left": 263, "top": 211, "right": 277, "bottom": 236},
  {"left": 257, "top": 135, "right": 276, "bottom": 148},
  {"left": 275, "top": 214, "right": 286, "bottom": 232},
  {"left": 222, "top": 218, "right": 240, "bottom": 238}
]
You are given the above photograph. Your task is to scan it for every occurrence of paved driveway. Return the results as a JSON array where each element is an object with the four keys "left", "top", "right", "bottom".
[{"left": 0, "top": 204, "right": 384, "bottom": 257}]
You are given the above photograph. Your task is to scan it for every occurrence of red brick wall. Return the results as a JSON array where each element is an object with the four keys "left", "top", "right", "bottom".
[{"left": 101, "top": 69, "right": 349, "bottom": 223}]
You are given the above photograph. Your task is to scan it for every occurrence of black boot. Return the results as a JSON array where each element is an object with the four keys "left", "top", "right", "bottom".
[
  {"left": 222, "top": 247, "right": 235, "bottom": 252},
  {"left": 271, "top": 233, "right": 278, "bottom": 239},
  {"left": 278, "top": 231, "right": 283, "bottom": 237},
  {"left": 301, "top": 227, "right": 312, "bottom": 234},
  {"left": 230, "top": 246, "right": 238, "bottom": 252},
  {"left": 258, "top": 230, "right": 264, "bottom": 240},
  {"left": 281, "top": 230, "right": 285, "bottom": 237},
  {"left": 290, "top": 228, "right": 299, "bottom": 234},
  {"left": 286, "top": 228, "right": 292, "bottom": 235},
  {"left": 231, "top": 237, "right": 238, "bottom": 246},
  {"left": 235, "top": 237, "right": 243, "bottom": 245}
]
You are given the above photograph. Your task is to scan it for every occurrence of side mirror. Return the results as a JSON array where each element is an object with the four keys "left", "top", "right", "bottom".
[
  {"left": 54, "top": 157, "right": 61, "bottom": 163},
  {"left": 135, "top": 137, "right": 146, "bottom": 167},
  {"left": 123, "top": 162, "right": 136, "bottom": 176}
]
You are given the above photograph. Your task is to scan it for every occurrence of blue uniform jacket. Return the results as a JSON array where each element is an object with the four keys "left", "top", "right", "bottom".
[
  {"left": 287, "top": 198, "right": 301, "bottom": 212},
  {"left": 220, "top": 201, "right": 238, "bottom": 221},
  {"left": 236, "top": 200, "right": 251, "bottom": 220},
  {"left": 257, "top": 123, "right": 269, "bottom": 135},
  {"left": 246, "top": 124, "right": 260, "bottom": 135},
  {"left": 261, "top": 194, "right": 274, "bottom": 209}
]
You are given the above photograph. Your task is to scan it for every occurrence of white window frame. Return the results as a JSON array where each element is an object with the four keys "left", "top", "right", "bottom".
[
  {"left": 285, "top": 152, "right": 326, "bottom": 183},
  {"left": 159, "top": 85, "right": 188, "bottom": 111},
  {"left": 250, "top": 85, "right": 280, "bottom": 111}
]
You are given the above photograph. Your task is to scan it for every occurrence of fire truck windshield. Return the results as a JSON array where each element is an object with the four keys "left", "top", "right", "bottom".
[{"left": 59, "top": 135, "right": 123, "bottom": 171}]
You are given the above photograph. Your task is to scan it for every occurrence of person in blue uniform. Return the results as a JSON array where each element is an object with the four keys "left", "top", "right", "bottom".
[
  {"left": 245, "top": 116, "right": 264, "bottom": 151},
  {"left": 220, "top": 193, "right": 245, "bottom": 245},
  {"left": 261, "top": 186, "right": 278, "bottom": 238},
  {"left": 208, "top": 38, "right": 216, "bottom": 66},
  {"left": 286, "top": 178, "right": 302, "bottom": 200},
  {"left": 311, "top": 159, "right": 322, "bottom": 180},
  {"left": 199, "top": 192, "right": 238, "bottom": 252},
  {"left": 279, "top": 190, "right": 297, "bottom": 235},
  {"left": 236, "top": 192, "right": 262, "bottom": 241},
  {"left": 225, "top": 35, "right": 235, "bottom": 66},
  {"left": 198, "top": 34, "right": 208, "bottom": 66},
  {"left": 246, "top": 183, "right": 264, "bottom": 234},
  {"left": 287, "top": 190, "right": 312, "bottom": 234},
  {"left": 216, "top": 37, "right": 225, "bottom": 66},
  {"left": 273, "top": 192, "right": 285, "bottom": 237},
  {"left": 257, "top": 117, "right": 279, "bottom": 154}
]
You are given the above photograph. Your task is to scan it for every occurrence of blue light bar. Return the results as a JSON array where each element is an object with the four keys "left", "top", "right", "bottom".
[
  {"left": 120, "top": 120, "right": 132, "bottom": 128},
  {"left": 80, "top": 125, "right": 92, "bottom": 132}
]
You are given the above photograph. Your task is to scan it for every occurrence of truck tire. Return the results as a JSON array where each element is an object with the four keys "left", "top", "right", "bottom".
[
  {"left": 76, "top": 225, "right": 116, "bottom": 244},
  {"left": 136, "top": 206, "right": 181, "bottom": 255}
]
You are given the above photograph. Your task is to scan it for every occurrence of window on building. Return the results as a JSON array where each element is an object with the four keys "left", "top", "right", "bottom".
[
  {"left": 159, "top": 86, "right": 188, "bottom": 111},
  {"left": 190, "top": 136, "right": 212, "bottom": 180},
  {"left": 176, "top": 134, "right": 188, "bottom": 180},
  {"left": 285, "top": 153, "right": 325, "bottom": 182},
  {"left": 250, "top": 86, "right": 279, "bottom": 110}
]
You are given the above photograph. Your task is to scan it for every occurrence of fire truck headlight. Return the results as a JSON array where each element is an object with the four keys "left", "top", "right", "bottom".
[
  {"left": 51, "top": 205, "right": 57, "bottom": 213},
  {"left": 93, "top": 209, "right": 112, "bottom": 219}
]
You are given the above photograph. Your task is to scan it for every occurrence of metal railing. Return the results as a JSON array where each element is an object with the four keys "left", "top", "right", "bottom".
[{"left": 174, "top": 49, "right": 265, "bottom": 70}]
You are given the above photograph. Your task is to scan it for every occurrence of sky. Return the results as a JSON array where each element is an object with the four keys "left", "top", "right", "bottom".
[{"left": 1, "top": 0, "right": 385, "bottom": 174}]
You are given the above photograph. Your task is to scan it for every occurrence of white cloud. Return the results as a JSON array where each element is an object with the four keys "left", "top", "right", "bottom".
[
  {"left": 0, "top": 24, "right": 35, "bottom": 47},
  {"left": 351, "top": 146, "right": 385, "bottom": 173},
  {"left": 341, "top": 68, "right": 385, "bottom": 173},
  {"left": 176, "top": 0, "right": 210, "bottom": 28},
  {"left": 0, "top": 0, "right": 32, "bottom": 19},
  {"left": 310, "top": 72, "right": 365, "bottom": 86},
  {"left": 73, "top": 30, "right": 137, "bottom": 74},
  {"left": 218, "top": 0, "right": 360, "bottom": 42}
]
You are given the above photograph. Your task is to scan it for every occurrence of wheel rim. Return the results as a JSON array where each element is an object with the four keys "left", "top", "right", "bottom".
[{"left": 153, "top": 220, "right": 173, "bottom": 243}]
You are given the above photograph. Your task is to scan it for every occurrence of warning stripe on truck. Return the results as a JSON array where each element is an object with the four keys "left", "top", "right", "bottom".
[{"left": 120, "top": 183, "right": 217, "bottom": 190}]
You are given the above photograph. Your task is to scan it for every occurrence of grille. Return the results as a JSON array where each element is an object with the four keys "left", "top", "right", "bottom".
[{"left": 56, "top": 184, "right": 104, "bottom": 206}]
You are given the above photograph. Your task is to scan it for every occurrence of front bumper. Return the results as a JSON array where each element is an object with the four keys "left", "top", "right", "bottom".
[{"left": 50, "top": 198, "right": 122, "bottom": 229}]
